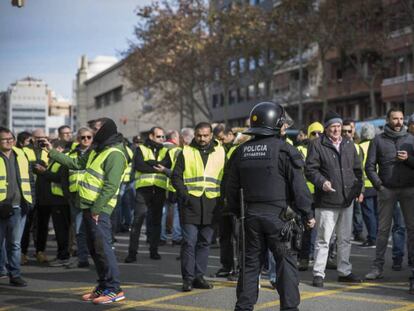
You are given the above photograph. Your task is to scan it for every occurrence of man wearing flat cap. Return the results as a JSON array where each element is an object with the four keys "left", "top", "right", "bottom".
[{"left": 305, "top": 111, "right": 363, "bottom": 288}]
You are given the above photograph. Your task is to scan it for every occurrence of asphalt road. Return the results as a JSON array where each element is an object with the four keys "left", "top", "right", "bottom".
[{"left": 0, "top": 232, "right": 413, "bottom": 311}]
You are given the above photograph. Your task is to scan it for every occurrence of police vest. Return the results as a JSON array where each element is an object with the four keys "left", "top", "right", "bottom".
[
  {"left": 123, "top": 146, "right": 134, "bottom": 183},
  {"left": 67, "top": 150, "right": 85, "bottom": 193},
  {"left": 183, "top": 145, "right": 225, "bottom": 198},
  {"left": 238, "top": 137, "right": 287, "bottom": 202},
  {"left": 359, "top": 141, "right": 373, "bottom": 188},
  {"left": 296, "top": 145, "right": 315, "bottom": 194},
  {"left": 0, "top": 147, "right": 33, "bottom": 204},
  {"left": 78, "top": 147, "right": 127, "bottom": 208},
  {"left": 48, "top": 161, "right": 64, "bottom": 197},
  {"left": 134, "top": 145, "right": 168, "bottom": 189},
  {"left": 166, "top": 147, "right": 182, "bottom": 192},
  {"left": 22, "top": 147, "right": 49, "bottom": 165}
]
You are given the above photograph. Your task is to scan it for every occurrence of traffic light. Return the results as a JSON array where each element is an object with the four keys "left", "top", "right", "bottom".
[{"left": 11, "top": 0, "right": 25, "bottom": 8}]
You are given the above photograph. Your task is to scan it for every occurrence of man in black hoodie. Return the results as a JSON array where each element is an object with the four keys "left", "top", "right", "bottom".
[
  {"left": 365, "top": 108, "right": 414, "bottom": 295},
  {"left": 44, "top": 118, "right": 129, "bottom": 304},
  {"left": 172, "top": 122, "right": 226, "bottom": 292},
  {"left": 125, "top": 126, "right": 171, "bottom": 262}
]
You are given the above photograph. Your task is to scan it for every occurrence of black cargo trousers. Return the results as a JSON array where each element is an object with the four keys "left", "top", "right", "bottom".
[{"left": 235, "top": 207, "right": 300, "bottom": 311}]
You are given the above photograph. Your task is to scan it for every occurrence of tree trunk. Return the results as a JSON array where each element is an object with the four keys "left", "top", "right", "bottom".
[
  {"left": 369, "top": 80, "right": 377, "bottom": 118},
  {"left": 223, "top": 83, "right": 229, "bottom": 126},
  {"left": 320, "top": 54, "right": 329, "bottom": 118}
]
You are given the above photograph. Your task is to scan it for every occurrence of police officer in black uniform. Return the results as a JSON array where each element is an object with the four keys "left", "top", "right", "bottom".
[{"left": 226, "top": 102, "right": 316, "bottom": 311}]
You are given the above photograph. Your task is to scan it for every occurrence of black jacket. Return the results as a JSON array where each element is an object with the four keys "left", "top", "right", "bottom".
[
  {"left": 171, "top": 140, "right": 224, "bottom": 225},
  {"left": 305, "top": 134, "right": 363, "bottom": 208},
  {"left": 226, "top": 136, "right": 313, "bottom": 219},
  {"left": 365, "top": 130, "right": 414, "bottom": 189}
]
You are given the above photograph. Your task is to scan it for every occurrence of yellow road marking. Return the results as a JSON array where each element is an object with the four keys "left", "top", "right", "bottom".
[
  {"left": 389, "top": 305, "right": 414, "bottom": 311},
  {"left": 116, "top": 286, "right": 226, "bottom": 310},
  {"left": 137, "top": 303, "right": 226, "bottom": 311},
  {"left": 2, "top": 281, "right": 412, "bottom": 311},
  {"left": 329, "top": 294, "right": 411, "bottom": 306},
  {"left": 255, "top": 282, "right": 380, "bottom": 310}
]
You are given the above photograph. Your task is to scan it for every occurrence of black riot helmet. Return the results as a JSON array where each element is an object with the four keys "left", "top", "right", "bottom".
[{"left": 244, "top": 101, "right": 286, "bottom": 136}]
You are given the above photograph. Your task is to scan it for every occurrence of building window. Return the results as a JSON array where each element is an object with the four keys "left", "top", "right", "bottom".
[
  {"left": 94, "top": 86, "right": 123, "bottom": 109},
  {"left": 237, "top": 88, "right": 245, "bottom": 103},
  {"left": 257, "top": 82, "right": 266, "bottom": 98},
  {"left": 229, "top": 89, "right": 237, "bottom": 105},
  {"left": 95, "top": 96, "right": 102, "bottom": 109},
  {"left": 212, "top": 94, "right": 219, "bottom": 108},
  {"left": 239, "top": 58, "right": 246, "bottom": 73},
  {"left": 230, "top": 60, "right": 238, "bottom": 76},
  {"left": 220, "top": 93, "right": 224, "bottom": 107},
  {"left": 248, "top": 57, "right": 256, "bottom": 71},
  {"left": 247, "top": 84, "right": 255, "bottom": 100},
  {"left": 113, "top": 86, "right": 123, "bottom": 102}
]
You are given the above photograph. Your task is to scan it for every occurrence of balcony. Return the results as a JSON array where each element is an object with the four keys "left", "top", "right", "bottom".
[
  {"left": 381, "top": 74, "right": 414, "bottom": 102},
  {"left": 324, "top": 78, "right": 380, "bottom": 100},
  {"left": 386, "top": 27, "right": 413, "bottom": 52}
]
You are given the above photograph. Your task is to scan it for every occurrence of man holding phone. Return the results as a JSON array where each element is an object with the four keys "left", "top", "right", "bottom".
[
  {"left": 365, "top": 108, "right": 414, "bottom": 295},
  {"left": 306, "top": 111, "right": 363, "bottom": 288}
]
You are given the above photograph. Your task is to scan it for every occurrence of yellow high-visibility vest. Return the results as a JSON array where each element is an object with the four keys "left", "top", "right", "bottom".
[
  {"left": 134, "top": 145, "right": 168, "bottom": 189},
  {"left": 226, "top": 145, "right": 238, "bottom": 160},
  {"left": 123, "top": 146, "right": 134, "bottom": 183},
  {"left": 166, "top": 147, "right": 182, "bottom": 192},
  {"left": 0, "top": 147, "right": 32, "bottom": 204},
  {"left": 68, "top": 150, "right": 85, "bottom": 193},
  {"left": 296, "top": 145, "right": 315, "bottom": 194},
  {"left": 183, "top": 145, "right": 225, "bottom": 198},
  {"left": 22, "top": 146, "right": 49, "bottom": 165},
  {"left": 78, "top": 147, "right": 127, "bottom": 208},
  {"left": 359, "top": 141, "right": 373, "bottom": 188},
  {"left": 49, "top": 161, "right": 64, "bottom": 197}
]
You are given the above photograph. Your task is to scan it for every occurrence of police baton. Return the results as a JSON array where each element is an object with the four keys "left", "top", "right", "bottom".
[{"left": 239, "top": 188, "right": 246, "bottom": 291}]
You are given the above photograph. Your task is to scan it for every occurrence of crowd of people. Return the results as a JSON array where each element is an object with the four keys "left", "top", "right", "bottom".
[{"left": 0, "top": 103, "right": 413, "bottom": 309}]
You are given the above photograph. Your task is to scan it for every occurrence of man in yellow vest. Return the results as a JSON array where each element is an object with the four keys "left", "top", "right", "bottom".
[
  {"left": 343, "top": 119, "right": 365, "bottom": 243},
  {"left": 34, "top": 140, "right": 71, "bottom": 267},
  {"left": 65, "top": 127, "right": 93, "bottom": 269},
  {"left": 125, "top": 126, "right": 172, "bottom": 262},
  {"left": 0, "top": 127, "right": 33, "bottom": 287},
  {"left": 42, "top": 118, "right": 129, "bottom": 304},
  {"left": 296, "top": 121, "right": 323, "bottom": 272},
  {"left": 21, "top": 128, "right": 49, "bottom": 264},
  {"left": 172, "top": 122, "right": 226, "bottom": 292},
  {"left": 358, "top": 123, "right": 378, "bottom": 248}
]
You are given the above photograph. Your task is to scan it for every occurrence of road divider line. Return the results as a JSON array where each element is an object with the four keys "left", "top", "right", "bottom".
[
  {"left": 255, "top": 282, "right": 381, "bottom": 310},
  {"left": 116, "top": 286, "right": 226, "bottom": 310}
]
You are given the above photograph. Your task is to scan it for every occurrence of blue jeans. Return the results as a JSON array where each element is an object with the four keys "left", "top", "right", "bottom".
[
  {"left": 0, "top": 241, "right": 6, "bottom": 274},
  {"left": 0, "top": 207, "right": 26, "bottom": 278},
  {"left": 161, "top": 202, "right": 182, "bottom": 241},
  {"left": 83, "top": 210, "right": 121, "bottom": 291},
  {"left": 392, "top": 203, "right": 406, "bottom": 259},
  {"left": 352, "top": 200, "right": 364, "bottom": 236},
  {"left": 361, "top": 196, "right": 378, "bottom": 242},
  {"left": 181, "top": 224, "right": 214, "bottom": 280},
  {"left": 70, "top": 205, "right": 88, "bottom": 262}
]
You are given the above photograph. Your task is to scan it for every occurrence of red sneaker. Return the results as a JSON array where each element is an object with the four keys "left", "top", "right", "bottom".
[
  {"left": 92, "top": 290, "right": 125, "bottom": 304},
  {"left": 81, "top": 287, "right": 103, "bottom": 302}
]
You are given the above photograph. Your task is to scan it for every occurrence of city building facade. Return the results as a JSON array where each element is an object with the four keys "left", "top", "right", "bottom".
[{"left": 74, "top": 55, "right": 184, "bottom": 139}]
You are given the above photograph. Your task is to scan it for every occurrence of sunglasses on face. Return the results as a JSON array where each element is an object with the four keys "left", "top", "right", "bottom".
[
  {"left": 0, "top": 137, "right": 14, "bottom": 142},
  {"left": 156, "top": 135, "right": 165, "bottom": 139},
  {"left": 310, "top": 131, "right": 321, "bottom": 136},
  {"left": 80, "top": 135, "right": 92, "bottom": 140},
  {"left": 342, "top": 130, "right": 352, "bottom": 134}
]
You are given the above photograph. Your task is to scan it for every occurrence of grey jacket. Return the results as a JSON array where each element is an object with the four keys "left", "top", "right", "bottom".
[
  {"left": 365, "top": 131, "right": 414, "bottom": 189},
  {"left": 305, "top": 134, "right": 363, "bottom": 209}
]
